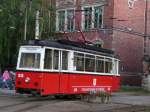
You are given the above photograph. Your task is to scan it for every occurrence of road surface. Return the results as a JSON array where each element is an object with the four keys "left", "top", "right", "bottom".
[{"left": 0, "top": 89, "right": 150, "bottom": 112}]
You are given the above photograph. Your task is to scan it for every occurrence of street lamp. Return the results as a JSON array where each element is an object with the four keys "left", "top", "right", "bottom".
[{"left": 9, "top": 26, "right": 16, "bottom": 30}]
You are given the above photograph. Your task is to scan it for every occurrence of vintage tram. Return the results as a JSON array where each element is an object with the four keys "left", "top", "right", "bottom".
[{"left": 15, "top": 39, "right": 120, "bottom": 96}]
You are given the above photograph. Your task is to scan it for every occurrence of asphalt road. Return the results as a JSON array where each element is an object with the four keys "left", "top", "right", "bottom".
[{"left": 0, "top": 89, "right": 150, "bottom": 112}]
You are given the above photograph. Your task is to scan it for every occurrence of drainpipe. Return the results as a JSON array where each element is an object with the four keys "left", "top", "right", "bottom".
[{"left": 144, "top": 0, "right": 148, "bottom": 55}]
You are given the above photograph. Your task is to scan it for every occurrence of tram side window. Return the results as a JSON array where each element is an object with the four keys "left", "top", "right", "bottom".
[
  {"left": 74, "top": 53, "right": 84, "bottom": 71},
  {"left": 62, "top": 51, "right": 68, "bottom": 70},
  {"left": 112, "top": 60, "right": 116, "bottom": 74},
  {"left": 85, "top": 55, "right": 95, "bottom": 72},
  {"left": 113, "top": 60, "right": 118, "bottom": 74},
  {"left": 96, "top": 57, "right": 104, "bottom": 73},
  {"left": 44, "top": 49, "right": 52, "bottom": 69},
  {"left": 53, "top": 50, "right": 59, "bottom": 70},
  {"left": 105, "top": 58, "right": 113, "bottom": 73}
]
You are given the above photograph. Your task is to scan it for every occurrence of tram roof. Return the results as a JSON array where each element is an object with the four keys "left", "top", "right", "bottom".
[{"left": 23, "top": 39, "right": 115, "bottom": 57}]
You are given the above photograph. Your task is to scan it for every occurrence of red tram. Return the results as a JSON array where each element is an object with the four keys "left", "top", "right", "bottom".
[{"left": 15, "top": 40, "right": 120, "bottom": 96}]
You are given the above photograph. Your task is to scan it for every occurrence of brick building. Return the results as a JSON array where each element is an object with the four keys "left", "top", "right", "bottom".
[
  {"left": 113, "top": 0, "right": 150, "bottom": 86},
  {"left": 55, "top": 0, "right": 150, "bottom": 86}
]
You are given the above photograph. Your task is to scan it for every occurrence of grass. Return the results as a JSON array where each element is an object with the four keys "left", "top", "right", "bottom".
[{"left": 119, "top": 86, "right": 150, "bottom": 94}]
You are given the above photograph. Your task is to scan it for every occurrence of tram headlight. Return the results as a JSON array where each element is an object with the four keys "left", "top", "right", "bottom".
[{"left": 25, "top": 77, "right": 31, "bottom": 83}]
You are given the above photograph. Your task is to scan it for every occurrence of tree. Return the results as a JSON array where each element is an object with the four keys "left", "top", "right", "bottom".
[
  {"left": 0, "top": 0, "right": 24, "bottom": 71},
  {"left": 0, "top": 0, "right": 55, "bottom": 72}
]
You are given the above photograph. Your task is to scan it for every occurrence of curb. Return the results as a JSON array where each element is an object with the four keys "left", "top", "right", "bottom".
[{"left": 0, "top": 88, "right": 16, "bottom": 96}]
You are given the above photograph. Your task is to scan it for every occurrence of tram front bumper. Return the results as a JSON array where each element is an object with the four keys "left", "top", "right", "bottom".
[{"left": 16, "top": 88, "right": 42, "bottom": 95}]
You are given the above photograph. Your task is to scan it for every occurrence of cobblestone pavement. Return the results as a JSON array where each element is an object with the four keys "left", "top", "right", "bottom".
[{"left": 0, "top": 89, "right": 150, "bottom": 112}]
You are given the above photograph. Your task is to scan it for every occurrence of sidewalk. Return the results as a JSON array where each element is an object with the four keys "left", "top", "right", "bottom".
[{"left": 0, "top": 88, "right": 16, "bottom": 96}]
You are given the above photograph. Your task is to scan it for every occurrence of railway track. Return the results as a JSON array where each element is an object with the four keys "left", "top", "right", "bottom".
[
  {"left": 0, "top": 95, "right": 75, "bottom": 112},
  {"left": 1, "top": 94, "right": 150, "bottom": 112}
]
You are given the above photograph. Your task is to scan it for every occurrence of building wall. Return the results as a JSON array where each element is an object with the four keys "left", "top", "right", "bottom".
[{"left": 113, "top": 0, "right": 150, "bottom": 86}]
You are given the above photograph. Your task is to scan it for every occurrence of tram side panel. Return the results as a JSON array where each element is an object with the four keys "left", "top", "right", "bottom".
[
  {"left": 67, "top": 74, "right": 117, "bottom": 94},
  {"left": 68, "top": 74, "right": 91, "bottom": 94},
  {"left": 112, "top": 76, "right": 120, "bottom": 92},
  {"left": 41, "top": 72, "right": 60, "bottom": 95},
  {"left": 59, "top": 73, "right": 69, "bottom": 94}
]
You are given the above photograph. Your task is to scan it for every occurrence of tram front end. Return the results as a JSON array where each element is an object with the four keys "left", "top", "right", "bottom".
[{"left": 15, "top": 45, "right": 44, "bottom": 96}]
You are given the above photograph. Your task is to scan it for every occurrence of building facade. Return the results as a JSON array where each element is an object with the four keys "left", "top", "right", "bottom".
[
  {"left": 113, "top": 0, "right": 150, "bottom": 86},
  {"left": 55, "top": 0, "right": 150, "bottom": 86},
  {"left": 55, "top": 0, "right": 113, "bottom": 48}
]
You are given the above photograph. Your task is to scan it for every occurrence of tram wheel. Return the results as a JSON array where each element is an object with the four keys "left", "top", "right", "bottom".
[{"left": 54, "top": 95, "right": 63, "bottom": 99}]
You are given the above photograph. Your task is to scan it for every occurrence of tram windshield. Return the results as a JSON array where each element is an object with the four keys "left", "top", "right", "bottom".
[{"left": 19, "top": 53, "right": 41, "bottom": 69}]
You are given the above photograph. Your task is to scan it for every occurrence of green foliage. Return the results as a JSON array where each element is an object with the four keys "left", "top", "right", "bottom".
[
  {"left": 0, "top": 0, "right": 55, "bottom": 71},
  {"left": 0, "top": 0, "right": 24, "bottom": 69},
  {"left": 120, "top": 86, "right": 150, "bottom": 94}
]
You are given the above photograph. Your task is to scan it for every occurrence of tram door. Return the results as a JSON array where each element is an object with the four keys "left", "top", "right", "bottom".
[
  {"left": 43, "top": 49, "right": 60, "bottom": 94},
  {"left": 59, "top": 51, "right": 70, "bottom": 94}
]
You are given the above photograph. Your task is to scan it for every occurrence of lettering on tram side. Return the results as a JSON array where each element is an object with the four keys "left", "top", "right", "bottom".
[
  {"left": 72, "top": 86, "right": 112, "bottom": 92},
  {"left": 81, "top": 88, "right": 105, "bottom": 92},
  {"left": 93, "top": 78, "right": 97, "bottom": 86}
]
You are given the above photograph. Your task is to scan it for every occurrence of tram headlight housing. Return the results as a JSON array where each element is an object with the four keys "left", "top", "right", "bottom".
[{"left": 25, "top": 77, "right": 31, "bottom": 83}]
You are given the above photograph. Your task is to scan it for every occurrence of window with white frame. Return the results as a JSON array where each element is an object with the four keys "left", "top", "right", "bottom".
[
  {"left": 94, "top": 6, "right": 102, "bottom": 28},
  {"left": 105, "top": 58, "right": 113, "bottom": 73},
  {"left": 42, "top": 48, "right": 118, "bottom": 75},
  {"left": 74, "top": 52, "right": 85, "bottom": 71},
  {"left": 44, "top": 49, "right": 52, "bottom": 69},
  {"left": 58, "top": 11, "right": 65, "bottom": 31},
  {"left": 19, "top": 53, "right": 41, "bottom": 69},
  {"left": 96, "top": 56, "right": 104, "bottom": 73},
  {"left": 53, "top": 50, "right": 59, "bottom": 70},
  {"left": 85, "top": 54, "right": 95, "bottom": 72},
  {"left": 84, "top": 7, "right": 92, "bottom": 30},
  {"left": 62, "top": 51, "right": 68, "bottom": 70},
  {"left": 56, "top": 9, "right": 75, "bottom": 32},
  {"left": 67, "top": 10, "right": 75, "bottom": 31},
  {"left": 82, "top": 5, "right": 103, "bottom": 30},
  {"left": 112, "top": 59, "right": 118, "bottom": 74}
]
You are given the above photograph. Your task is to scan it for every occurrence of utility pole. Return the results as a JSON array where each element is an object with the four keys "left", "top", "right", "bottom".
[
  {"left": 24, "top": 2, "right": 28, "bottom": 41},
  {"left": 35, "top": 10, "right": 40, "bottom": 39}
]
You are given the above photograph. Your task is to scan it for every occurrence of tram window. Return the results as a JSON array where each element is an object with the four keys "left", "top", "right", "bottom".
[
  {"left": 44, "top": 49, "right": 52, "bottom": 69},
  {"left": 96, "top": 57, "right": 104, "bottom": 73},
  {"left": 74, "top": 53, "right": 84, "bottom": 71},
  {"left": 85, "top": 55, "right": 95, "bottom": 72},
  {"left": 19, "top": 53, "right": 40, "bottom": 68},
  {"left": 114, "top": 60, "right": 119, "bottom": 74},
  {"left": 113, "top": 60, "right": 118, "bottom": 74},
  {"left": 62, "top": 51, "right": 68, "bottom": 70},
  {"left": 53, "top": 50, "right": 59, "bottom": 70},
  {"left": 105, "top": 58, "right": 113, "bottom": 73}
]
